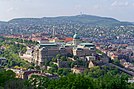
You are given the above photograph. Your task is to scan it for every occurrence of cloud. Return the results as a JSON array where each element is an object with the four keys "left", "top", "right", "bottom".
[
  {"left": 6, "top": 7, "right": 18, "bottom": 13},
  {"left": 93, "top": 5, "right": 100, "bottom": 9},
  {"left": 133, "top": 3, "right": 134, "bottom": 6},
  {"left": 74, "top": 5, "right": 81, "bottom": 9},
  {"left": 111, "top": 1, "right": 129, "bottom": 7},
  {"left": 7, "top": 7, "right": 14, "bottom": 12}
]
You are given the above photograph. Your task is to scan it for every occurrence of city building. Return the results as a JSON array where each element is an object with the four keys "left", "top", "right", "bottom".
[
  {"left": 33, "top": 43, "right": 67, "bottom": 65},
  {"left": 31, "top": 33, "right": 96, "bottom": 66},
  {"left": 71, "top": 66, "right": 85, "bottom": 74}
]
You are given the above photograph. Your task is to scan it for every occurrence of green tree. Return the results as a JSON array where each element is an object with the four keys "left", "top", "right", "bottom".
[
  {"left": 61, "top": 56, "right": 67, "bottom": 61},
  {"left": 0, "top": 70, "right": 16, "bottom": 87},
  {"left": 52, "top": 57, "right": 57, "bottom": 62},
  {"left": 56, "top": 54, "right": 61, "bottom": 59},
  {"left": 4, "top": 79, "right": 32, "bottom": 89},
  {"left": 57, "top": 68, "right": 71, "bottom": 76}
]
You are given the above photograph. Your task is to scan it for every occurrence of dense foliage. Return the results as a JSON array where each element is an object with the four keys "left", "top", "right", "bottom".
[
  {"left": 0, "top": 69, "right": 32, "bottom": 89},
  {"left": 26, "top": 73, "right": 134, "bottom": 89},
  {"left": 0, "top": 66, "right": 134, "bottom": 89},
  {"left": 0, "top": 37, "right": 37, "bottom": 68},
  {"left": 25, "top": 65, "right": 134, "bottom": 89},
  {"left": 0, "top": 69, "right": 16, "bottom": 87}
]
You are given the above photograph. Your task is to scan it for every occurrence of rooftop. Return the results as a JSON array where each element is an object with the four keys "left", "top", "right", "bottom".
[
  {"left": 39, "top": 43, "right": 57, "bottom": 47},
  {"left": 79, "top": 43, "right": 94, "bottom": 46}
]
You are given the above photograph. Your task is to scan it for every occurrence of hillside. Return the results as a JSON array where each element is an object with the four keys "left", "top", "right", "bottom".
[
  {"left": 0, "top": 14, "right": 133, "bottom": 35},
  {"left": 0, "top": 21, "right": 7, "bottom": 24},
  {"left": 8, "top": 14, "right": 133, "bottom": 26}
]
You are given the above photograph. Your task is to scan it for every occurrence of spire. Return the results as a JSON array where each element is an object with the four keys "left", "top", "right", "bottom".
[{"left": 52, "top": 27, "right": 55, "bottom": 37}]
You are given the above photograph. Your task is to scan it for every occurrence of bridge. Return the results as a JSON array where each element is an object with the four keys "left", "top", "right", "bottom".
[
  {"left": 108, "top": 63, "right": 134, "bottom": 76},
  {"left": 102, "top": 53, "right": 134, "bottom": 76}
]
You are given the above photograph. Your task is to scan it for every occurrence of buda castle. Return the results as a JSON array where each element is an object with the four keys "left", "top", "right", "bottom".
[{"left": 23, "top": 33, "right": 96, "bottom": 66}]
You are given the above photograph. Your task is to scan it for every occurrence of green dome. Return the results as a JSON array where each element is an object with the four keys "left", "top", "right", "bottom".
[{"left": 73, "top": 33, "right": 80, "bottom": 39}]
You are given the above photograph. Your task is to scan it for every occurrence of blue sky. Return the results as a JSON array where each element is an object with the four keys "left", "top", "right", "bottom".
[{"left": 0, "top": 0, "right": 134, "bottom": 21}]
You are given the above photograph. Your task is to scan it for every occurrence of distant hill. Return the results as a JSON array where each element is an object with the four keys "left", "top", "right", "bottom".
[
  {"left": 0, "top": 21, "right": 6, "bottom": 24},
  {"left": 8, "top": 15, "right": 133, "bottom": 26},
  {"left": 131, "top": 22, "right": 134, "bottom": 24},
  {"left": 0, "top": 21, "right": 7, "bottom": 26},
  {"left": 0, "top": 14, "right": 133, "bottom": 35}
]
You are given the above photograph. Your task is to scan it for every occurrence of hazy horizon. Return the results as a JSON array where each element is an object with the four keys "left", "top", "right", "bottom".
[{"left": 0, "top": 0, "right": 134, "bottom": 22}]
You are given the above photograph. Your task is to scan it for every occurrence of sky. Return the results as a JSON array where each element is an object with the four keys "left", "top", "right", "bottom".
[{"left": 0, "top": 0, "right": 134, "bottom": 22}]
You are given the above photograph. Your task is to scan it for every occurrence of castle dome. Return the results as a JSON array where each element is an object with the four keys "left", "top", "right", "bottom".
[{"left": 73, "top": 33, "right": 80, "bottom": 39}]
